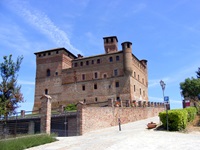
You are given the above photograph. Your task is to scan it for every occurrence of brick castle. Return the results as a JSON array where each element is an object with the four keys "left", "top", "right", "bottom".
[{"left": 33, "top": 36, "right": 148, "bottom": 111}]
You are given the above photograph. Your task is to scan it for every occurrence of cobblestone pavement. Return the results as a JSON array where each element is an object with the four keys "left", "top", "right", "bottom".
[{"left": 27, "top": 117, "right": 200, "bottom": 150}]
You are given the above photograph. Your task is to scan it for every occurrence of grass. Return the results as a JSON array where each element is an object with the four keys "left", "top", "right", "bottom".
[{"left": 0, "top": 134, "right": 57, "bottom": 150}]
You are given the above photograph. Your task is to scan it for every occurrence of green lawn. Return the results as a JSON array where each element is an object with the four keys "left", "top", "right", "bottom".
[{"left": 0, "top": 134, "right": 57, "bottom": 150}]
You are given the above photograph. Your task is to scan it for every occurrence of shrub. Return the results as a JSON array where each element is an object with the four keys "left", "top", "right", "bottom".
[
  {"left": 159, "top": 109, "right": 188, "bottom": 131},
  {"left": 65, "top": 104, "right": 77, "bottom": 111},
  {"left": 184, "top": 107, "right": 197, "bottom": 122}
]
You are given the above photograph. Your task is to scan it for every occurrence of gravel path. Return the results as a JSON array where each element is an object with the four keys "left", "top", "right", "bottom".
[{"left": 27, "top": 117, "right": 200, "bottom": 150}]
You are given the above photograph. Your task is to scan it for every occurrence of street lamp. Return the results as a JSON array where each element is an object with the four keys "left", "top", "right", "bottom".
[{"left": 160, "top": 80, "right": 169, "bottom": 131}]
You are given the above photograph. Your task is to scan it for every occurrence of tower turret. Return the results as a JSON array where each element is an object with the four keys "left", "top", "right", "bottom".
[
  {"left": 103, "top": 36, "right": 118, "bottom": 54},
  {"left": 122, "top": 41, "right": 133, "bottom": 75}
]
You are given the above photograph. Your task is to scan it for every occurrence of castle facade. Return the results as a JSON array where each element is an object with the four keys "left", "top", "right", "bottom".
[{"left": 33, "top": 36, "right": 148, "bottom": 111}]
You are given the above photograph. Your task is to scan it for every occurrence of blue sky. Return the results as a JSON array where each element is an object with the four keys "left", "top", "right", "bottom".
[{"left": 0, "top": 0, "right": 200, "bottom": 111}]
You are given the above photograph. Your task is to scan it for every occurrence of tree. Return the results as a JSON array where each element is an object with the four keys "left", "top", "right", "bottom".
[
  {"left": 196, "top": 67, "right": 200, "bottom": 79},
  {"left": 180, "top": 77, "right": 200, "bottom": 111},
  {"left": 0, "top": 55, "right": 23, "bottom": 117}
]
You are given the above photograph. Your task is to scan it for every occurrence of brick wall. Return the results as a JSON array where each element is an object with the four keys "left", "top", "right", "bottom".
[{"left": 78, "top": 105, "right": 164, "bottom": 135}]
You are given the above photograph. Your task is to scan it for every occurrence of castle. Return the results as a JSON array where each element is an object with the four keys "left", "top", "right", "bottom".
[{"left": 33, "top": 36, "right": 148, "bottom": 111}]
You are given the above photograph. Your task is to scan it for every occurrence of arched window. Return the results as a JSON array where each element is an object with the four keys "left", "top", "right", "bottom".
[
  {"left": 45, "top": 89, "right": 48, "bottom": 95},
  {"left": 47, "top": 69, "right": 50, "bottom": 77}
]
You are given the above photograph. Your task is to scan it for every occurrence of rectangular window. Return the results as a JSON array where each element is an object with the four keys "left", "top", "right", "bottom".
[
  {"left": 82, "top": 74, "right": 85, "bottom": 80},
  {"left": 48, "top": 52, "right": 51, "bottom": 55},
  {"left": 74, "top": 63, "right": 78, "bottom": 67},
  {"left": 80, "top": 62, "right": 83, "bottom": 66},
  {"left": 82, "top": 85, "right": 85, "bottom": 91},
  {"left": 116, "top": 56, "right": 120, "bottom": 61},
  {"left": 134, "top": 72, "right": 136, "bottom": 78},
  {"left": 91, "top": 60, "right": 94, "bottom": 64},
  {"left": 94, "top": 83, "right": 97, "bottom": 89},
  {"left": 115, "top": 81, "right": 119, "bottom": 87},
  {"left": 134, "top": 85, "right": 136, "bottom": 92},
  {"left": 94, "top": 72, "right": 98, "bottom": 79},
  {"left": 143, "top": 91, "right": 145, "bottom": 97},
  {"left": 114, "top": 69, "right": 118, "bottom": 76},
  {"left": 109, "top": 57, "right": 113, "bottom": 62},
  {"left": 95, "top": 97, "right": 98, "bottom": 102},
  {"left": 138, "top": 75, "right": 140, "bottom": 81},
  {"left": 140, "top": 88, "right": 141, "bottom": 95},
  {"left": 86, "top": 61, "right": 89, "bottom": 65}
]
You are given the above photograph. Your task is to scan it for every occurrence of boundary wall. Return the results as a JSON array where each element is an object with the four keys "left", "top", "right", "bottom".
[{"left": 77, "top": 104, "right": 164, "bottom": 135}]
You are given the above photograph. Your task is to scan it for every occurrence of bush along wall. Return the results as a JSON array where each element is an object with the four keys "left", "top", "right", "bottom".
[
  {"left": 159, "top": 107, "right": 197, "bottom": 131},
  {"left": 184, "top": 107, "right": 197, "bottom": 122}
]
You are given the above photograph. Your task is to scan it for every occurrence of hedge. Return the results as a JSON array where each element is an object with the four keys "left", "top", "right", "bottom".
[
  {"left": 159, "top": 107, "right": 197, "bottom": 131},
  {"left": 184, "top": 107, "right": 197, "bottom": 122},
  {"left": 159, "top": 109, "right": 188, "bottom": 131}
]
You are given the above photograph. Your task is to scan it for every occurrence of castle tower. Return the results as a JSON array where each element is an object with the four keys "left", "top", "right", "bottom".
[
  {"left": 33, "top": 48, "right": 76, "bottom": 111},
  {"left": 122, "top": 41, "right": 133, "bottom": 76},
  {"left": 103, "top": 36, "right": 118, "bottom": 54}
]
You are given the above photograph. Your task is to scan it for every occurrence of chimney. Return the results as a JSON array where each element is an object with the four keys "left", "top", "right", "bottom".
[{"left": 77, "top": 54, "right": 83, "bottom": 58}]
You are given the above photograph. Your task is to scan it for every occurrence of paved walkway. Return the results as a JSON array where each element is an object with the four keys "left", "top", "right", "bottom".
[{"left": 27, "top": 117, "right": 200, "bottom": 150}]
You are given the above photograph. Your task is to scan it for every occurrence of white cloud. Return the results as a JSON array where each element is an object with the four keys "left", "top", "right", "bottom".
[
  {"left": 18, "top": 80, "right": 35, "bottom": 85},
  {"left": 8, "top": 0, "right": 82, "bottom": 55}
]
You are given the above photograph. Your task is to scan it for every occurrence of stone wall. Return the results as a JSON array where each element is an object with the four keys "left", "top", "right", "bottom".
[{"left": 78, "top": 105, "right": 164, "bottom": 135}]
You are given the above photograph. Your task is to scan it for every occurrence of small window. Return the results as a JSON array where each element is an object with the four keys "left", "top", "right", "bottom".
[
  {"left": 38, "top": 54, "right": 41, "bottom": 57},
  {"left": 82, "top": 74, "right": 85, "bottom": 80},
  {"left": 94, "top": 72, "right": 98, "bottom": 79},
  {"left": 45, "top": 89, "right": 48, "bottom": 95},
  {"left": 103, "top": 74, "right": 107, "bottom": 78},
  {"left": 74, "top": 62, "right": 78, "bottom": 67},
  {"left": 94, "top": 83, "right": 97, "bottom": 89},
  {"left": 47, "top": 69, "right": 50, "bottom": 77},
  {"left": 109, "top": 57, "right": 113, "bottom": 62},
  {"left": 117, "top": 97, "right": 120, "bottom": 102},
  {"left": 80, "top": 62, "right": 83, "bottom": 66},
  {"left": 142, "top": 78, "right": 144, "bottom": 83},
  {"left": 86, "top": 61, "right": 89, "bottom": 65},
  {"left": 134, "top": 72, "right": 136, "bottom": 78},
  {"left": 114, "top": 69, "right": 118, "bottom": 76},
  {"left": 82, "top": 85, "right": 85, "bottom": 91},
  {"left": 56, "top": 51, "right": 59, "bottom": 54},
  {"left": 138, "top": 75, "right": 140, "bottom": 81},
  {"left": 91, "top": 60, "right": 94, "bottom": 64},
  {"left": 134, "top": 85, "right": 136, "bottom": 92},
  {"left": 116, "top": 56, "right": 120, "bottom": 61},
  {"left": 55, "top": 72, "right": 58, "bottom": 76},
  {"left": 140, "top": 88, "right": 141, "bottom": 95},
  {"left": 48, "top": 52, "right": 51, "bottom": 55},
  {"left": 143, "top": 91, "right": 145, "bottom": 97},
  {"left": 84, "top": 99, "right": 86, "bottom": 103},
  {"left": 43, "top": 53, "right": 46, "bottom": 56},
  {"left": 95, "top": 97, "right": 98, "bottom": 102},
  {"left": 115, "top": 81, "right": 119, "bottom": 87},
  {"left": 97, "top": 59, "right": 100, "bottom": 64}
]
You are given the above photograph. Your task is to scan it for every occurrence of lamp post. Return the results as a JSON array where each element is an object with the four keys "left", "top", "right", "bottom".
[{"left": 160, "top": 80, "right": 169, "bottom": 131}]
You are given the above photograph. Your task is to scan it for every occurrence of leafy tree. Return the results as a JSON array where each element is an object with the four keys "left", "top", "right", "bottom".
[
  {"left": 180, "top": 77, "right": 200, "bottom": 101},
  {"left": 196, "top": 67, "right": 200, "bottom": 79},
  {"left": 0, "top": 55, "right": 23, "bottom": 117}
]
